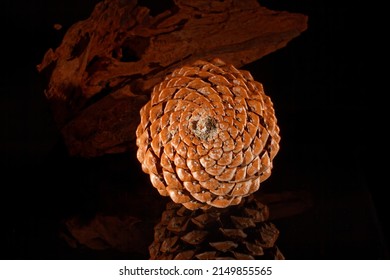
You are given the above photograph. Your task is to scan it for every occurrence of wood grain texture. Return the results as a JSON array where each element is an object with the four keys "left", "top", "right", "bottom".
[{"left": 37, "top": 0, "right": 307, "bottom": 157}]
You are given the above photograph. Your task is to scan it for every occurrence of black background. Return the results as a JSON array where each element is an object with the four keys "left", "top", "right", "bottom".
[{"left": 1, "top": 0, "right": 386, "bottom": 259}]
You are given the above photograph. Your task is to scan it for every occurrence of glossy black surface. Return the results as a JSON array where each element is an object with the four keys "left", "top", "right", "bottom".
[{"left": 1, "top": 0, "right": 386, "bottom": 259}]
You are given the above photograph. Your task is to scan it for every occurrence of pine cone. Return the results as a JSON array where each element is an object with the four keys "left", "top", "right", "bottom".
[
  {"left": 136, "top": 58, "right": 280, "bottom": 210},
  {"left": 149, "top": 195, "right": 284, "bottom": 260}
]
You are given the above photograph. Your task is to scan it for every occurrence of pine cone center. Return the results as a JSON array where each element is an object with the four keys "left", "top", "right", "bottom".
[{"left": 190, "top": 114, "right": 218, "bottom": 141}]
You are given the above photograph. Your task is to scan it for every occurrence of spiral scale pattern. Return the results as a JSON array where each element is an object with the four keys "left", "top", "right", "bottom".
[{"left": 136, "top": 58, "right": 280, "bottom": 210}]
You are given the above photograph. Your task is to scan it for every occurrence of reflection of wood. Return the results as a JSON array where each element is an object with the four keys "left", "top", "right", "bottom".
[
  {"left": 60, "top": 214, "right": 155, "bottom": 257},
  {"left": 59, "top": 191, "right": 311, "bottom": 258},
  {"left": 37, "top": 0, "right": 307, "bottom": 157},
  {"left": 255, "top": 190, "right": 314, "bottom": 220}
]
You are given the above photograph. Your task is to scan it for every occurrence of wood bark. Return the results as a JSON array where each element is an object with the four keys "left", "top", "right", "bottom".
[{"left": 37, "top": 0, "right": 307, "bottom": 157}]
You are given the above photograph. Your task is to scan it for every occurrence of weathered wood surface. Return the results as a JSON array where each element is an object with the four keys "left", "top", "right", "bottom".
[{"left": 37, "top": 0, "right": 307, "bottom": 157}]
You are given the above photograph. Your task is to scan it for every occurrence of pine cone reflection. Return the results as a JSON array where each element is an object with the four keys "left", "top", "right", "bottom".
[
  {"left": 149, "top": 195, "right": 284, "bottom": 260},
  {"left": 136, "top": 58, "right": 280, "bottom": 210}
]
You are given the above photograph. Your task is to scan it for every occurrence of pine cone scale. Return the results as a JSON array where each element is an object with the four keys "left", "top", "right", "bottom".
[{"left": 136, "top": 58, "right": 280, "bottom": 210}]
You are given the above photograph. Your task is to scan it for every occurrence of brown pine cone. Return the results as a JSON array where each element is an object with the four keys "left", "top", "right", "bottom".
[
  {"left": 136, "top": 58, "right": 280, "bottom": 210},
  {"left": 149, "top": 195, "right": 284, "bottom": 260}
]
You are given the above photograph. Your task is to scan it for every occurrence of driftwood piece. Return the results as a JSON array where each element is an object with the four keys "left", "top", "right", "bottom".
[{"left": 37, "top": 0, "right": 307, "bottom": 157}]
